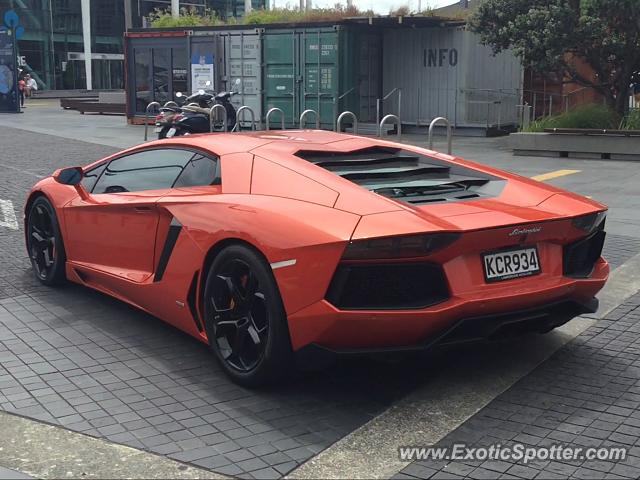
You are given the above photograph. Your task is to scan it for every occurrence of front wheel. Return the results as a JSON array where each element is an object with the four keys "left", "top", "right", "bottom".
[
  {"left": 203, "top": 245, "right": 292, "bottom": 387},
  {"left": 26, "top": 196, "right": 67, "bottom": 286}
]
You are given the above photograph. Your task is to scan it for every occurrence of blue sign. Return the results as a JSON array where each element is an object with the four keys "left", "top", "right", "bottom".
[{"left": 3, "top": 10, "right": 18, "bottom": 28}]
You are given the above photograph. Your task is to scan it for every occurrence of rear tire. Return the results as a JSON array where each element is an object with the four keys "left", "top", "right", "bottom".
[
  {"left": 26, "top": 196, "right": 67, "bottom": 286},
  {"left": 203, "top": 245, "right": 292, "bottom": 387}
]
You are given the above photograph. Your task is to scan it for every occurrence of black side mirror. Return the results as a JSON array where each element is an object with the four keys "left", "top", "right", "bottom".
[{"left": 54, "top": 167, "right": 83, "bottom": 186}]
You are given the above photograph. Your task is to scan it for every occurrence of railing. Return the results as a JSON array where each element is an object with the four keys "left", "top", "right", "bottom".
[
  {"left": 143, "top": 102, "right": 161, "bottom": 141},
  {"left": 233, "top": 106, "right": 257, "bottom": 132},
  {"left": 299, "top": 109, "right": 319, "bottom": 129},
  {"left": 376, "top": 87, "right": 402, "bottom": 124},
  {"left": 428, "top": 117, "right": 453, "bottom": 155},
  {"left": 379, "top": 114, "right": 401, "bottom": 138},
  {"left": 336, "top": 111, "right": 358, "bottom": 134},
  {"left": 209, "top": 104, "right": 227, "bottom": 132},
  {"left": 265, "top": 107, "right": 285, "bottom": 130}
]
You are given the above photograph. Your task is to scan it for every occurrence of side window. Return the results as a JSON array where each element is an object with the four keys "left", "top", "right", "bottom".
[
  {"left": 93, "top": 149, "right": 194, "bottom": 194},
  {"left": 173, "top": 154, "right": 219, "bottom": 188},
  {"left": 81, "top": 163, "right": 107, "bottom": 192}
]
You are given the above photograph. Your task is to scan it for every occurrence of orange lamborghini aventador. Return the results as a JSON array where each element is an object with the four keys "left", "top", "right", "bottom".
[{"left": 25, "top": 131, "right": 609, "bottom": 385}]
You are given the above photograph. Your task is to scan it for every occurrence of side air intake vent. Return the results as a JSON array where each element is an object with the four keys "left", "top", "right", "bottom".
[{"left": 296, "top": 147, "right": 505, "bottom": 205}]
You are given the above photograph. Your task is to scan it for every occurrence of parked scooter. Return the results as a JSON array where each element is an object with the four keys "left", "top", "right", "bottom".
[
  {"left": 154, "top": 104, "right": 182, "bottom": 139},
  {"left": 158, "top": 79, "right": 240, "bottom": 139}
]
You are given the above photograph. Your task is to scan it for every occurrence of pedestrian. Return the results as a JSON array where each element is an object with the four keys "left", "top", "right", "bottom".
[
  {"left": 17, "top": 76, "right": 25, "bottom": 107},
  {"left": 26, "top": 75, "right": 38, "bottom": 96}
]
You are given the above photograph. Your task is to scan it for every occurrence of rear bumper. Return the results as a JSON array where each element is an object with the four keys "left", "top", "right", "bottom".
[{"left": 294, "top": 297, "right": 597, "bottom": 366}]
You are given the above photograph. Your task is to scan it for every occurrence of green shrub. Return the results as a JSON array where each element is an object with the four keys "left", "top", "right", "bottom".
[
  {"left": 149, "top": 8, "right": 221, "bottom": 27},
  {"left": 620, "top": 108, "right": 640, "bottom": 130},
  {"left": 243, "top": 5, "right": 368, "bottom": 24},
  {"left": 524, "top": 104, "right": 619, "bottom": 132}
]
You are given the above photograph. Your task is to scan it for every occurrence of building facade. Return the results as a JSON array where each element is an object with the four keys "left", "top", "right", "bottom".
[{"left": 0, "top": 0, "right": 265, "bottom": 91}]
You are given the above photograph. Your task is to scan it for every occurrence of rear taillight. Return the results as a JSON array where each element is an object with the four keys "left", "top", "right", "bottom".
[
  {"left": 572, "top": 211, "right": 607, "bottom": 234},
  {"left": 342, "top": 233, "right": 460, "bottom": 261}
]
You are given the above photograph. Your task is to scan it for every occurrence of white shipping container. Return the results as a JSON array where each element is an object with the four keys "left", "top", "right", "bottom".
[
  {"left": 381, "top": 27, "right": 523, "bottom": 128},
  {"left": 219, "top": 30, "right": 263, "bottom": 130}
]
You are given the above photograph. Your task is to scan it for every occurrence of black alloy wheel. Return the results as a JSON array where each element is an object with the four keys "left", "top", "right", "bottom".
[
  {"left": 27, "top": 197, "right": 66, "bottom": 285},
  {"left": 204, "top": 245, "right": 291, "bottom": 386}
]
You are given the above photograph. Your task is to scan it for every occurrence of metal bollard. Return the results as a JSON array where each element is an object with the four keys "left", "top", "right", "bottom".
[
  {"left": 379, "top": 114, "right": 401, "bottom": 138},
  {"left": 428, "top": 117, "right": 453, "bottom": 155},
  {"left": 233, "top": 106, "right": 256, "bottom": 132},
  {"left": 209, "top": 104, "right": 227, "bottom": 132},
  {"left": 265, "top": 107, "right": 285, "bottom": 130},
  {"left": 336, "top": 111, "right": 358, "bottom": 134},
  {"left": 144, "top": 102, "right": 161, "bottom": 141},
  {"left": 299, "top": 109, "right": 319, "bottom": 129}
]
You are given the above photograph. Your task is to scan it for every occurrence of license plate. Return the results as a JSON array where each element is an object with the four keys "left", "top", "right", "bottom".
[
  {"left": 483, "top": 247, "right": 540, "bottom": 282},
  {"left": 166, "top": 127, "right": 177, "bottom": 138}
]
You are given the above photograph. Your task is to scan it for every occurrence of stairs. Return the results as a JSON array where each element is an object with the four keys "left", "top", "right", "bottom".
[{"left": 345, "top": 122, "right": 396, "bottom": 136}]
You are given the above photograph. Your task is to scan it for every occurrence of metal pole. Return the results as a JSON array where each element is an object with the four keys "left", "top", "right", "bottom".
[
  {"left": 81, "top": 0, "right": 92, "bottom": 90},
  {"left": 548, "top": 95, "right": 553, "bottom": 117},
  {"left": 171, "top": 0, "right": 179, "bottom": 18},
  {"left": 244, "top": 0, "right": 252, "bottom": 14},
  {"left": 144, "top": 102, "right": 161, "bottom": 141}
]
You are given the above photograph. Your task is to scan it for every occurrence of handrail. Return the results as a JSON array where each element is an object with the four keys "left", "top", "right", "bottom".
[
  {"left": 209, "top": 104, "right": 227, "bottom": 132},
  {"left": 233, "top": 106, "right": 256, "bottom": 132},
  {"left": 382, "top": 87, "right": 400, "bottom": 101},
  {"left": 265, "top": 107, "right": 285, "bottom": 130},
  {"left": 144, "top": 101, "right": 161, "bottom": 141},
  {"left": 428, "top": 117, "right": 453, "bottom": 155},
  {"left": 376, "top": 88, "right": 402, "bottom": 124},
  {"left": 299, "top": 109, "right": 319, "bottom": 129},
  {"left": 379, "top": 114, "right": 401, "bottom": 138},
  {"left": 338, "top": 87, "right": 356, "bottom": 100},
  {"left": 336, "top": 111, "right": 358, "bottom": 134}
]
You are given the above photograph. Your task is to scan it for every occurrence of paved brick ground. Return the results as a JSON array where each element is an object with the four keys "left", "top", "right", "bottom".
[
  {"left": 0, "top": 127, "right": 115, "bottom": 300},
  {"left": 0, "top": 286, "right": 420, "bottom": 478},
  {"left": 396, "top": 292, "right": 640, "bottom": 480}
]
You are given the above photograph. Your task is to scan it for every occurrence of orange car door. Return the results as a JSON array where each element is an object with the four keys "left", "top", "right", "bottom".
[{"left": 63, "top": 148, "right": 197, "bottom": 281}]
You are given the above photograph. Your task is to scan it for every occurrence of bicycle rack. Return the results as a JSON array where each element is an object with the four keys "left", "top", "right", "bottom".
[
  {"left": 233, "top": 106, "right": 257, "bottom": 132},
  {"left": 144, "top": 102, "right": 161, "bottom": 141},
  {"left": 265, "top": 107, "right": 285, "bottom": 130},
  {"left": 428, "top": 117, "right": 453, "bottom": 155},
  {"left": 163, "top": 101, "right": 179, "bottom": 109},
  {"left": 299, "top": 109, "right": 319, "bottom": 129},
  {"left": 209, "top": 104, "right": 227, "bottom": 132},
  {"left": 379, "top": 114, "right": 401, "bottom": 138},
  {"left": 336, "top": 111, "right": 358, "bottom": 134}
]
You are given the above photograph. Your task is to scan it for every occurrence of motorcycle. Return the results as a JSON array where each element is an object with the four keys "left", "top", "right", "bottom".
[
  {"left": 154, "top": 103, "right": 182, "bottom": 139},
  {"left": 158, "top": 79, "right": 241, "bottom": 139}
]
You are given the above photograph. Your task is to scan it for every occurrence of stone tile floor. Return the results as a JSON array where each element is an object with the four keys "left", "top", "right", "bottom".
[
  {"left": 0, "top": 286, "right": 421, "bottom": 478},
  {"left": 396, "top": 292, "right": 640, "bottom": 479}
]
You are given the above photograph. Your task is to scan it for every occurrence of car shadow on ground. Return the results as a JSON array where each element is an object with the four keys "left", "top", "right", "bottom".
[{"left": 0, "top": 277, "right": 590, "bottom": 477}]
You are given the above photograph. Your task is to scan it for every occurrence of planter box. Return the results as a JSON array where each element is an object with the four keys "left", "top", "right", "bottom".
[{"left": 510, "top": 132, "right": 640, "bottom": 160}]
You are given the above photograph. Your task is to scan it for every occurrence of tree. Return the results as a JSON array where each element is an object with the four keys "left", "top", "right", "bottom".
[{"left": 469, "top": 0, "right": 640, "bottom": 115}]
